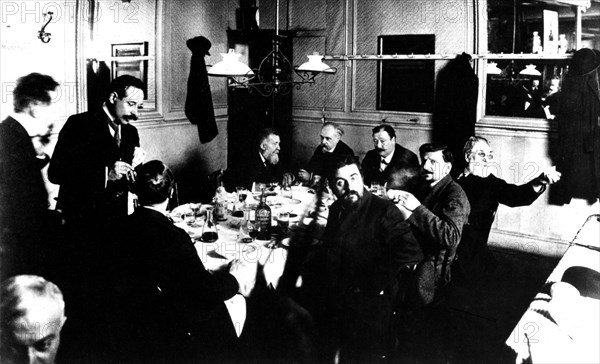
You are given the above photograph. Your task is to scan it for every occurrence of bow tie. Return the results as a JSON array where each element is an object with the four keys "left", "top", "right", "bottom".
[{"left": 380, "top": 158, "right": 389, "bottom": 165}]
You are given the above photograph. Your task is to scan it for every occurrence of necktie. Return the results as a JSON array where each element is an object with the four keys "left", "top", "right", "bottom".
[
  {"left": 114, "top": 127, "right": 121, "bottom": 147},
  {"left": 380, "top": 158, "right": 388, "bottom": 172}
]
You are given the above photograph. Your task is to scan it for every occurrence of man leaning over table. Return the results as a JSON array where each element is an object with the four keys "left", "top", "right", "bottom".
[
  {"left": 224, "top": 127, "right": 294, "bottom": 190},
  {"left": 301, "top": 155, "right": 423, "bottom": 363},
  {"left": 297, "top": 121, "right": 355, "bottom": 185},
  {"left": 49, "top": 75, "right": 147, "bottom": 227},
  {"left": 104, "top": 160, "right": 256, "bottom": 363},
  {"left": 387, "top": 143, "right": 470, "bottom": 306}
]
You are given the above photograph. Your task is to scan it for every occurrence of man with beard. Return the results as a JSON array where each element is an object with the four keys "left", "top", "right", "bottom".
[
  {"left": 0, "top": 73, "right": 62, "bottom": 278},
  {"left": 49, "top": 75, "right": 146, "bottom": 226},
  {"left": 361, "top": 124, "right": 420, "bottom": 187},
  {"left": 454, "top": 136, "right": 560, "bottom": 279},
  {"left": 225, "top": 128, "right": 293, "bottom": 190},
  {"left": 387, "top": 144, "right": 470, "bottom": 305},
  {"left": 302, "top": 155, "right": 422, "bottom": 362},
  {"left": 297, "top": 122, "right": 354, "bottom": 185}
]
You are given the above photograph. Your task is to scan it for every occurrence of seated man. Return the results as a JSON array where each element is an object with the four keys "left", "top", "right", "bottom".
[
  {"left": 455, "top": 136, "right": 561, "bottom": 278},
  {"left": 302, "top": 155, "right": 422, "bottom": 362},
  {"left": 361, "top": 124, "right": 420, "bottom": 187},
  {"left": 388, "top": 144, "right": 470, "bottom": 305},
  {"left": 225, "top": 128, "right": 293, "bottom": 190},
  {"left": 1, "top": 275, "right": 67, "bottom": 364},
  {"left": 297, "top": 122, "right": 354, "bottom": 184},
  {"left": 106, "top": 160, "right": 255, "bottom": 362}
]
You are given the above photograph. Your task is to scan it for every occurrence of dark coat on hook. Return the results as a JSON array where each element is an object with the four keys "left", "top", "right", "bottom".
[
  {"left": 432, "top": 52, "right": 478, "bottom": 172},
  {"left": 553, "top": 48, "right": 600, "bottom": 204},
  {"left": 185, "top": 36, "right": 218, "bottom": 144}
]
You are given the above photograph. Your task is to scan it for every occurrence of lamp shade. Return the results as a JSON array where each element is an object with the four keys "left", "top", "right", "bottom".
[
  {"left": 297, "top": 53, "right": 335, "bottom": 73},
  {"left": 486, "top": 62, "right": 502, "bottom": 75},
  {"left": 208, "top": 49, "right": 255, "bottom": 77},
  {"left": 519, "top": 64, "right": 541, "bottom": 76}
]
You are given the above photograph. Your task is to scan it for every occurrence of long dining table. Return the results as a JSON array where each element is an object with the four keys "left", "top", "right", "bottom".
[{"left": 170, "top": 185, "right": 321, "bottom": 337}]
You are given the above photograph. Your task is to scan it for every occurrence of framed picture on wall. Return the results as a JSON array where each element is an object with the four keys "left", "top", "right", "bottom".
[{"left": 111, "top": 42, "right": 148, "bottom": 96}]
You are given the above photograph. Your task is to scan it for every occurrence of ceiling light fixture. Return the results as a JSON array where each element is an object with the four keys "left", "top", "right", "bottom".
[{"left": 208, "top": 0, "right": 336, "bottom": 97}]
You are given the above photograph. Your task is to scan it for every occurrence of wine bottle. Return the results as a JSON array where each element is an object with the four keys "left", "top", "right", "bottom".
[{"left": 255, "top": 188, "right": 272, "bottom": 240}]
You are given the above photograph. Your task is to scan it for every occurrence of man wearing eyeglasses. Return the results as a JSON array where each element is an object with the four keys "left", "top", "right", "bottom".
[{"left": 454, "top": 136, "right": 561, "bottom": 281}]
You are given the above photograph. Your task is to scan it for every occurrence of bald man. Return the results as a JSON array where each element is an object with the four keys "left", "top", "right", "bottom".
[{"left": 1, "top": 275, "right": 67, "bottom": 364}]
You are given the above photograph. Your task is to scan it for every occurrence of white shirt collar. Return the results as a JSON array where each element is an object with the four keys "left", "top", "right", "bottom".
[
  {"left": 382, "top": 150, "right": 394, "bottom": 164},
  {"left": 142, "top": 205, "right": 169, "bottom": 217},
  {"left": 10, "top": 112, "right": 44, "bottom": 136},
  {"left": 102, "top": 104, "right": 120, "bottom": 137},
  {"left": 259, "top": 151, "right": 267, "bottom": 165}
]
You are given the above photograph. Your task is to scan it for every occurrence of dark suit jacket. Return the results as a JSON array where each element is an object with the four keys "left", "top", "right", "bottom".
[
  {"left": 225, "top": 150, "right": 284, "bottom": 190},
  {"left": 106, "top": 207, "right": 239, "bottom": 362},
  {"left": 0, "top": 117, "right": 60, "bottom": 277},
  {"left": 407, "top": 174, "right": 470, "bottom": 291},
  {"left": 361, "top": 144, "right": 420, "bottom": 187},
  {"left": 456, "top": 173, "right": 544, "bottom": 273},
  {"left": 305, "top": 190, "right": 422, "bottom": 358},
  {"left": 307, "top": 140, "right": 354, "bottom": 179},
  {"left": 48, "top": 110, "right": 139, "bottom": 223}
]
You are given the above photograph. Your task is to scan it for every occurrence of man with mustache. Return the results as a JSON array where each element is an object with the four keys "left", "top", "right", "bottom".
[
  {"left": 387, "top": 143, "right": 470, "bottom": 305},
  {"left": 297, "top": 122, "right": 354, "bottom": 185},
  {"left": 0, "top": 73, "right": 63, "bottom": 278},
  {"left": 49, "top": 75, "right": 146, "bottom": 226},
  {"left": 225, "top": 128, "right": 293, "bottom": 190},
  {"left": 361, "top": 124, "right": 420, "bottom": 187},
  {"left": 302, "top": 155, "right": 422, "bottom": 362}
]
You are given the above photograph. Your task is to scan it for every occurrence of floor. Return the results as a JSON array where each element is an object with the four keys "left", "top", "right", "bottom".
[{"left": 393, "top": 246, "right": 560, "bottom": 364}]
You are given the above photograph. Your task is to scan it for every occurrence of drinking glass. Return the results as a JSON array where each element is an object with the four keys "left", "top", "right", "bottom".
[
  {"left": 277, "top": 211, "right": 290, "bottom": 234},
  {"left": 247, "top": 220, "right": 258, "bottom": 240},
  {"left": 190, "top": 202, "right": 201, "bottom": 218},
  {"left": 252, "top": 182, "right": 266, "bottom": 198},
  {"left": 184, "top": 210, "right": 196, "bottom": 226}
]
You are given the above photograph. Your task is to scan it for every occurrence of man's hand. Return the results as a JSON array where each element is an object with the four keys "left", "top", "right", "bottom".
[
  {"left": 282, "top": 172, "right": 295, "bottom": 187},
  {"left": 297, "top": 169, "right": 311, "bottom": 183},
  {"left": 228, "top": 259, "right": 258, "bottom": 297},
  {"left": 132, "top": 147, "right": 147, "bottom": 168},
  {"left": 532, "top": 166, "right": 561, "bottom": 192},
  {"left": 108, "top": 161, "right": 134, "bottom": 182},
  {"left": 387, "top": 189, "right": 421, "bottom": 220},
  {"left": 540, "top": 166, "right": 561, "bottom": 185}
]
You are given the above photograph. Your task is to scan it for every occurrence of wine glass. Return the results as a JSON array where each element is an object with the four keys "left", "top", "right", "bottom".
[{"left": 252, "top": 182, "right": 266, "bottom": 198}]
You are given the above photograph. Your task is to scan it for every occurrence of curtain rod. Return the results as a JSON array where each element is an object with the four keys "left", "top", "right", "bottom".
[{"left": 322, "top": 53, "right": 573, "bottom": 61}]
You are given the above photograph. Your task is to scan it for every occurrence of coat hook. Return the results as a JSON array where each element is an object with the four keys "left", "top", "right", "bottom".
[{"left": 38, "top": 11, "right": 53, "bottom": 43}]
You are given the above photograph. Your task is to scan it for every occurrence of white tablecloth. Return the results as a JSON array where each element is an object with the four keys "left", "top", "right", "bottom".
[
  {"left": 172, "top": 186, "right": 318, "bottom": 336},
  {"left": 506, "top": 216, "right": 600, "bottom": 363}
]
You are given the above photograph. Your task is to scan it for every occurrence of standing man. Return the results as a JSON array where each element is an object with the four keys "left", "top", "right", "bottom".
[
  {"left": 225, "top": 128, "right": 293, "bottom": 190},
  {"left": 49, "top": 75, "right": 146, "bottom": 225},
  {"left": 388, "top": 144, "right": 470, "bottom": 305},
  {"left": 0, "top": 275, "right": 67, "bottom": 364},
  {"left": 297, "top": 122, "right": 354, "bottom": 184},
  {"left": 303, "top": 155, "right": 422, "bottom": 362},
  {"left": 455, "top": 136, "right": 560, "bottom": 278},
  {"left": 0, "top": 73, "right": 62, "bottom": 278},
  {"left": 361, "top": 124, "right": 420, "bottom": 187}
]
